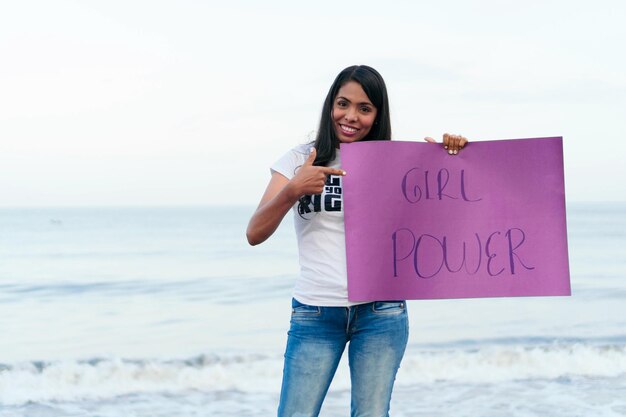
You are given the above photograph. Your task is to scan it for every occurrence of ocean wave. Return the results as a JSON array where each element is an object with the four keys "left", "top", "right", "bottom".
[
  {"left": 1, "top": 343, "right": 625, "bottom": 405},
  {"left": 0, "top": 275, "right": 293, "bottom": 301}
]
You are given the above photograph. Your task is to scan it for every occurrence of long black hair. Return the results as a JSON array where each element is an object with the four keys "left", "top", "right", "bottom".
[{"left": 312, "top": 65, "right": 392, "bottom": 166}]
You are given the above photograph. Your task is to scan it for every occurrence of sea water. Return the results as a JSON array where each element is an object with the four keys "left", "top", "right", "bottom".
[{"left": 0, "top": 204, "right": 625, "bottom": 416}]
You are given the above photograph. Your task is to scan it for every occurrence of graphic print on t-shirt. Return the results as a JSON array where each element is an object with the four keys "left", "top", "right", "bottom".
[{"left": 298, "top": 174, "right": 342, "bottom": 217}]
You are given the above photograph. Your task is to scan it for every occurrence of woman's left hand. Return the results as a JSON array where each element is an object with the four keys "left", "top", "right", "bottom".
[{"left": 424, "top": 133, "right": 468, "bottom": 155}]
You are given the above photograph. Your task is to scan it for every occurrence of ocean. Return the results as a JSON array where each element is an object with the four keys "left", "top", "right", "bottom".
[{"left": 0, "top": 203, "right": 625, "bottom": 416}]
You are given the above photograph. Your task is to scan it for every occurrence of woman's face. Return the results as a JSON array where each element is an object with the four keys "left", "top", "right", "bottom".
[{"left": 332, "top": 81, "right": 378, "bottom": 144}]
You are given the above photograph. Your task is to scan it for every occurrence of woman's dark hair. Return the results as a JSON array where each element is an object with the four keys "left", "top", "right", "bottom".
[{"left": 313, "top": 65, "right": 392, "bottom": 166}]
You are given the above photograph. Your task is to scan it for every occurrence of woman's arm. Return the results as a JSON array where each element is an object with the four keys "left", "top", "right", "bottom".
[
  {"left": 246, "top": 172, "right": 297, "bottom": 246},
  {"left": 246, "top": 148, "right": 345, "bottom": 246}
]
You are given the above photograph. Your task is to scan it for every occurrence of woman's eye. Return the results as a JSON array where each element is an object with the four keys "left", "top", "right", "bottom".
[
  {"left": 337, "top": 101, "right": 347, "bottom": 107},
  {"left": 360, "top": 106, "right": 371, "bottom": 113}
]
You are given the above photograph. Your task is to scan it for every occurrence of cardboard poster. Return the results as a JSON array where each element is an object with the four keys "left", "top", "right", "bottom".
[{"left": 342, "top": 137, "right": 571, "bottom": 301}]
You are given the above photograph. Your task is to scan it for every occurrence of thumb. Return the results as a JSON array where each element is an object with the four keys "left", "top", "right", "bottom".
[
  {"left": 305, "top": 147, "right": 317, "bottom": 165},
  {"left": 424, "top": 137, "right": 437, "bottom": 143}
]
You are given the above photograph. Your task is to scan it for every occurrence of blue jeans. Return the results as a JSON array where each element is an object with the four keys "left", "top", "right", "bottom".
[{"left": 278, "top": 298, "right": 409, "bottom": 417}]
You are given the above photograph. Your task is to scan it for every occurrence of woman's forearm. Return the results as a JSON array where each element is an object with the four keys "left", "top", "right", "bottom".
[{"left": 246, "top": 182, "right": 299, "bottom": 246}]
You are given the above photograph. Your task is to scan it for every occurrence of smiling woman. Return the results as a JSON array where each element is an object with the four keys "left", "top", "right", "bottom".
[
  {"left": 332, "top": 81, "right": 378, "bottom": 143},
  {"left": 309, "top": 66, "right": 392, "bottom": 168},
  {"left": 246, "top": 65, "right": 467, "bottom": 417}
]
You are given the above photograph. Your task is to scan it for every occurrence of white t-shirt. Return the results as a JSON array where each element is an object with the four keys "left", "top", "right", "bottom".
[{"left": 271, "top": 144, "right": 362, "bottom": 307}]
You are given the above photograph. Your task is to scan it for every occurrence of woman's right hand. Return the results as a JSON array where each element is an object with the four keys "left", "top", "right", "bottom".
[
  {"left": 286, "top": 148, "right": 346, "bottom": 198},
  {"left": 246, "top": 148, "right": 345, "bottom": 246}
]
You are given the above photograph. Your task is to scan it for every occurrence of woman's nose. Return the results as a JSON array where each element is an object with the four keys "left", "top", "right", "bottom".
[{"left": 344, "top": 108, "right": 358, "bottom": 122}]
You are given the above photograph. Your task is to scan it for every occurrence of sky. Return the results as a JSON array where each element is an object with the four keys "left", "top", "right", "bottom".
[{"left": 1, "top": 0, "right": 625, "bottom": 207}]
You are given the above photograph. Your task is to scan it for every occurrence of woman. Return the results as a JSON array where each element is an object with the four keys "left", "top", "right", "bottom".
[{"left": 247, "top": 65, "right": 467, "bottom": 417}]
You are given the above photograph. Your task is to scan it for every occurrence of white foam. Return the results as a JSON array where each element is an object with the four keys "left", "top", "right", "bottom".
[
  {"left": 397, "top": 343, "right": 626, "bottom": 383},
  {"left": 1, "top": 343, "right": 625, "bottom": 405}
]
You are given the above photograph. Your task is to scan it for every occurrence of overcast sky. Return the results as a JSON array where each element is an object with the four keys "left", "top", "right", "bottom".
[{"left": 1, "top": 0, "right": 625, "bottom": 207}]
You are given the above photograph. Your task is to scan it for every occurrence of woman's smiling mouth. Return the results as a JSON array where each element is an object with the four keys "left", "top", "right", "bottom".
[{"left": 339, "top": 124, "right": 359, "bottom": 134}]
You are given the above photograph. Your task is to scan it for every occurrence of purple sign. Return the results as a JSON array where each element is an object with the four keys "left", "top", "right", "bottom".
[{"left": 342, "top": 137, "right": 571, "bottom": 301}]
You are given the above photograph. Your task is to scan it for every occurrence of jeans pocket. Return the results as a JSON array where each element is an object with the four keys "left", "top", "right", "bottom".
[
  {"left": 291, "top": 298, "right": 321, "bottom": 317},
  {"left": 372, "top": 301, "right": 406, "bottom": 314}
]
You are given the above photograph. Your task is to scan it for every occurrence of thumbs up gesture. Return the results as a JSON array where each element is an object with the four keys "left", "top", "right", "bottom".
[{"left": 289, "top": 148, "right": 346, "bottom": 197}]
